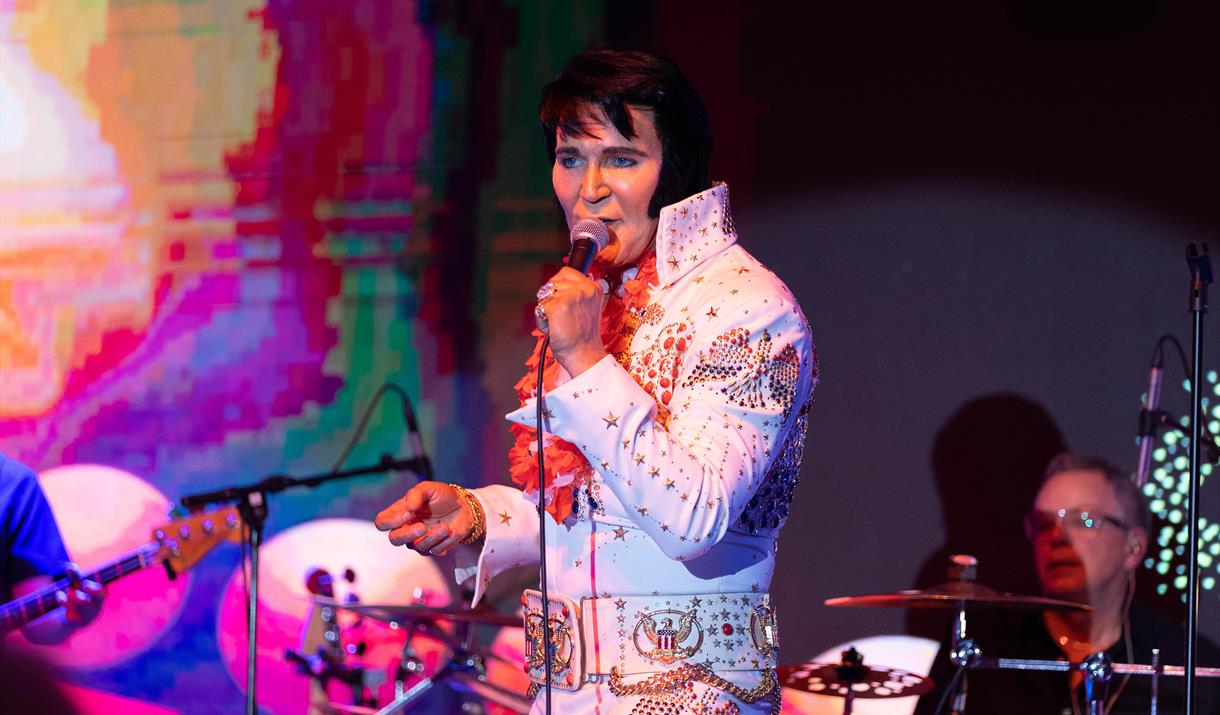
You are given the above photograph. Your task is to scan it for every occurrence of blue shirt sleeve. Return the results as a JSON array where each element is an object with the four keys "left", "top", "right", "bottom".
[{"left": 0, "top": 452, "right": 70, "bottom": 601}]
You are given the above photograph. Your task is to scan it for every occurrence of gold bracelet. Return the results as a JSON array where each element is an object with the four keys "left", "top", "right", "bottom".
[{"left": 452, "top": 484, "right": 485, "bottom": 544}]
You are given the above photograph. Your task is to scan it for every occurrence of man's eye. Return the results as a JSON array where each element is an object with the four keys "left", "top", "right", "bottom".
[
  {"left": 558, "top": 156, "right": 580, "bottom": 169},
  {"left": 608, "top": 156, "right": 637, "bottom": 168}
]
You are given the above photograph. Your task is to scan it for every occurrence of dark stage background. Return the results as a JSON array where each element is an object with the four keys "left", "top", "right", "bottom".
[{"left": 1, "top": 0, "right": 1216, "bottom": 711}]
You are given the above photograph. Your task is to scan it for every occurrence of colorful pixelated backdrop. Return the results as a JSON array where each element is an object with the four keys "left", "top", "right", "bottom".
[{"left": 2, "top": 0, "right": 1218, "bottom": 712}]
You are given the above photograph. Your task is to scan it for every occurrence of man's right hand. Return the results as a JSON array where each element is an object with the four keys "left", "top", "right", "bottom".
[{"left": 374, "top": 482, "right": 478, "bottom": 557}]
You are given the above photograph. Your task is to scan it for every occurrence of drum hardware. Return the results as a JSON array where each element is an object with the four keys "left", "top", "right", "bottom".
[
  {"left": 777, "top": 646, "right": 934, "bottom": 714},
  {"left": 825, "top": 554, "right": 1090, "bottom": 714},
  {"left": 371, "top": 615, "right": 531, "bottom": 715},
  {"left": 312, "top": 598, "right": 524, "bottom": 629},
  {"left": 285, "top": 567, "right": 386, "bottom": 712},
  {"left": 308, "top": 590, "right": 526, "bottom": 714},
  {"left": 826, "top": 555, "right": 1220, "bottom": 713}
]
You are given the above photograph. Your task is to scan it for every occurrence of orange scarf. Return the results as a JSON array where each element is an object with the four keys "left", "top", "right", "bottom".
[{"left": 507, "top": 252, "right": 660, "bottom": 523}]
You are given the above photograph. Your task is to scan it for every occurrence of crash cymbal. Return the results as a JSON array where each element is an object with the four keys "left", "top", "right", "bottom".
[
  {"left": 824, "top": 581, "right": 1090, "bottom": 611},
  {"left": 315, "top": 599, "right": 523, "bottom": 628},
  {"left": 778, "top": 661, "right": 934, "bottom": 699}
]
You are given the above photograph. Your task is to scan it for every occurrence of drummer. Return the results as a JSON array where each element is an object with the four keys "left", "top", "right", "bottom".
[{"left": 915, "top": 453, "right": 1220, "bottom": 714}]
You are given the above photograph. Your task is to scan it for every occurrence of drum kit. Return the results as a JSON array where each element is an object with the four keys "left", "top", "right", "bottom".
[
  {"left": 269, "top": 534, "right": 1216, "bottom": 715},
  {"left": 781, "top": 555, "right": 1220, "bottom": 715},
  {"left": 296, "top": 554, "right": 1220, "bottom": 714},
  {"left": 283, "top": 593, "right": 531, "bottom": 715}
]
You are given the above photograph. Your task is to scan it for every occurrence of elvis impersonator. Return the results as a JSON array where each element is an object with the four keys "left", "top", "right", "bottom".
[{"left": 377, "top": 48, "right": 817, "bottom": 715}]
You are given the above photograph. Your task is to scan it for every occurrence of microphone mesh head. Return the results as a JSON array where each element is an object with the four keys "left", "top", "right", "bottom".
[{"left": 570, "top": 218, "right": 610, "bottom": 250}]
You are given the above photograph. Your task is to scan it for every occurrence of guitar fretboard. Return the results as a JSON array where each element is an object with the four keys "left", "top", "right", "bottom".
[{"left": 0, "top": 541, "right": 162, "bottom": 633}]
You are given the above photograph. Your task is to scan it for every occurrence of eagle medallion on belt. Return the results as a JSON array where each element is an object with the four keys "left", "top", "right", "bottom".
[{"left": 632, "top": 608, "right": 704, "bottom": 665}]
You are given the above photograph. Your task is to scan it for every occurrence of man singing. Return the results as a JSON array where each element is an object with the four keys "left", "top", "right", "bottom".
[{"left": 377, "top": 48, "right": 817, "bottom": 714}]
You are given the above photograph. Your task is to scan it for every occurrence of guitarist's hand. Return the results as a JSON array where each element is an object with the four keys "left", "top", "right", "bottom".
[
  {"left": 375, "top": 482, "right": 480, "bottom": 557},
  {"left": 57, "top": 562, "right": 104, "bottom": 627}
]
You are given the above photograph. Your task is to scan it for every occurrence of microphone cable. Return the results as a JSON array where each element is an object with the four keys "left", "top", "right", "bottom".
[
  {"left": 535, "top": 335, "right": 555, "bottom": 715},
  {"left": 327, "top": 382, "right": 431, "bottom": 478}
]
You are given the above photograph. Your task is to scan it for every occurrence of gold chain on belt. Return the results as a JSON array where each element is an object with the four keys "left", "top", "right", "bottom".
[{"left": 607, "top": 663, "right": 781, "bottom": 715}]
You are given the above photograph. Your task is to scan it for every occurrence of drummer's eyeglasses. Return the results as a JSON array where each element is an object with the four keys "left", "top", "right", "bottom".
[{"left": 1023, "top": 507, "right": 1130, "bottom": 541}]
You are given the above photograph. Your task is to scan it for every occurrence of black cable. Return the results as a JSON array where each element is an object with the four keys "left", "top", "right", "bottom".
[
  {"left": 535, "top": 335, "right": 554, "bottom": 715},
  {"left": 328, "top": 383, "right": 428, "bottom": 474},
  {"left": 932, "top": 665, "right": 966, "bottom": 715},
  {"left": 1155, "top": 335, "right": 1191, "bottom": 382}
]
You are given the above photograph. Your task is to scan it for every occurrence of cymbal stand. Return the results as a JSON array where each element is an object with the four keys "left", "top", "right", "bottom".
[
  {"left": 946, "top": 600, "right": 980, "bottom": 715},
  {"left": 1150, "top": 648, "right": 1160, "bottom": 715},
  {"left": 833, "top": 648, "right": 868, "bottom": 715},
  {"left": 1080, "top": 652, "right": 1112, "bottom": 715},
  {"left": 391, "top": 619, "right": 428, "bottom": 700}
]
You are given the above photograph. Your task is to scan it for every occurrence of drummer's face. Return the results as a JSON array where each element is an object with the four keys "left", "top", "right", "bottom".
[{"left": 1030, "top": 469, "right": 1141, "bottom": 601}]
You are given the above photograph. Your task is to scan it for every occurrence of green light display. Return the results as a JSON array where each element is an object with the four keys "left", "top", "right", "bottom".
[{"left": 1142, "top": 370, "right": 1220, "bottom": 601}]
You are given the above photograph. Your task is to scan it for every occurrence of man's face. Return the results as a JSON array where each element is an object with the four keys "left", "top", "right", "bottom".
[
  {"left": 1030, "top": 469, "right": 1143, "bottom": 602},
  {"left": 551, "top": 105, "right": 662, "bottom": 268}
]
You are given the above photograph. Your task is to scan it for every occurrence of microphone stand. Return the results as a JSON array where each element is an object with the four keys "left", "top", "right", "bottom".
[
  {"left": 181, "top": 453, "right": 430, "bottom": 715},
  {"left": 1184, "top": 243, "right": 1212, "bottom": 713}
]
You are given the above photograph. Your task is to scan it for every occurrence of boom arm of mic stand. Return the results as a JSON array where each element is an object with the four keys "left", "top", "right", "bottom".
[{"left": 180, "top": 454, "right": 429, "bottom": 509}]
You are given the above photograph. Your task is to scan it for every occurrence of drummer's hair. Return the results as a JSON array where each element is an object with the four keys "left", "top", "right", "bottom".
[
  {"left": 1042, "top": 453, "right": 1151, "bottom": 532},
  {"left": 540, "top": 48, "right": 713, "bottom": 218}
]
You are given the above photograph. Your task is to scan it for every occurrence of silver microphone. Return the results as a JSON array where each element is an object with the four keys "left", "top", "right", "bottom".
[{"left": 566, "top": 218, "right": 609, "bottom": 274}]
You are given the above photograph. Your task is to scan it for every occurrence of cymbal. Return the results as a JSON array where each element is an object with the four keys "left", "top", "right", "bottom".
[
  {"left": 824, "top": 581, "right": 1091, "bottom": 612},
  {"left": 314, "top": 598, "right": 523, "bottom": 628},
  {"left": 778, "top": 661, "right": 934, "bottom": 699}
]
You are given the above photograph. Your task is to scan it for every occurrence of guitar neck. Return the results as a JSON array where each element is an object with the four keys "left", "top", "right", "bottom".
[{"left": 0, "top": 541, "right": 162, "bottom": 633}]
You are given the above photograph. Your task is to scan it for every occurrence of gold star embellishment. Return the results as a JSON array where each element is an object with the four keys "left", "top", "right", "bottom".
[
  {"left": 612, "top": 526, "right": 627, "bottom": 541},
  {"left": 668, "top": 257, "right": 680, "bottom": 270},
  {"left": 699, "top": 226, "right": 709, "bottom": 236},
  {"left": 736, "top": 267, "right": 750, "bottom": 275},
  {"left": 634, "top": 454, "right": 645, "bottom": 465},
  {"left": 499, "top": 511, "right": 512, "bottom": 525},
  {"left": 603, "top": 412, "right": 620, "bottom": 429},
  {"left": 637, "top": 506, "right": 649, "bottom": 516},
  {"left": 664, "top": 479, "right": 676, "bottom": 490},
  {"left": 706, "top": 307, "right": 718, "bottom": 318},
  {"left": 615, "top": 598, "right": 627, "bottom": 610},
  {"left": 694, "top": 276, "right": 704, "bottom": 284},
  {"left": 648, "top": 467, "right": 661, "bottom": 478}
]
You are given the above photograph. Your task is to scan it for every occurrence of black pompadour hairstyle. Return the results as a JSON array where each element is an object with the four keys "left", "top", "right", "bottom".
[{"left": 539, "top": 48, "right": 713, "bottom": 218}]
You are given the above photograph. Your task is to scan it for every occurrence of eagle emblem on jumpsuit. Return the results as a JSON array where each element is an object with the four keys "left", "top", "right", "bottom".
[{"left": 632, "top": 608, "right": 704, "bottom": 664}]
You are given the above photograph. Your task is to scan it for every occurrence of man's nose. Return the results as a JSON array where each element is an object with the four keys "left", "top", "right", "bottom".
[{"left": 580, "top": 164, "right": 609, "bottom": 203}]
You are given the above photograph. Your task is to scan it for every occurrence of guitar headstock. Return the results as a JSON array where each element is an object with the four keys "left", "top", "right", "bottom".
[{"left": 152, "top": 506, "right": 243, "bottom": 574}]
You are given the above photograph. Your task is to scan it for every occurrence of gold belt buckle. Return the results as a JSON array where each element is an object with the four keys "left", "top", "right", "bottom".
[{"left": 522, "top": 589, "right": 585, "bottom": 691}]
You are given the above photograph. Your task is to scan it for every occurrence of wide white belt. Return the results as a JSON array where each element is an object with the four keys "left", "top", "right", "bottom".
[{"left": 521, "top": 589, "right": 779, "bottom": 692}]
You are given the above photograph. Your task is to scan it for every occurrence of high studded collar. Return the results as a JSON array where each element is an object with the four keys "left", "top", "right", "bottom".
[{"left": 653, "top": 182, "right": 737, "bottom": 288}]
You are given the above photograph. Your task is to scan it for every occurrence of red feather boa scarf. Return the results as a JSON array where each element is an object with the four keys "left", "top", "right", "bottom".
[{"left": 507, "top": 252, "right": 659, "bottom": 523}]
